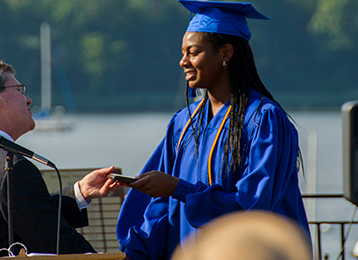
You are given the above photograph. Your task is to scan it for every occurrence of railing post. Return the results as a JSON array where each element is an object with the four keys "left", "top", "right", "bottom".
[
  {"left": 317, "top": 223, "right": 322, "bottom": 260},
  {"left": 341, "top": 223, "right": 345, "bottom": 260}
]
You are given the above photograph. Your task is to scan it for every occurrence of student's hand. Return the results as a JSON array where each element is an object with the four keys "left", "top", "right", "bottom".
[
  {"left": 79, "top": 166, "right": 122, "bottom": 199},
  {"left": 129, "top": 170, "right": 179, "bottom": 198}
]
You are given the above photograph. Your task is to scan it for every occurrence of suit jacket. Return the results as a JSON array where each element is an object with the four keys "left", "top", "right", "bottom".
[{"left": 0, "top": 149, "right": 95, "bottom": 255}]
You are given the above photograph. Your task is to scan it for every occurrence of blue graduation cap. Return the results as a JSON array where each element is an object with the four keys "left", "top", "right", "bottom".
[{"left": 178, "top": 0, "right": 269, "bottom": 41}]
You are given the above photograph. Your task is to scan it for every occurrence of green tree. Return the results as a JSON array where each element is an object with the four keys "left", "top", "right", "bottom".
[{"left": 1, "top": 0, "right": 357, "bottom": 112}]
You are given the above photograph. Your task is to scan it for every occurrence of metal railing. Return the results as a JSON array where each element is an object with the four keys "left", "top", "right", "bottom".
[
  {"left": 303, "top": 193, "right": 358, "bottom": 260},
  {"left": 78, "top": 192, "right": 357, "bottom": 258}
]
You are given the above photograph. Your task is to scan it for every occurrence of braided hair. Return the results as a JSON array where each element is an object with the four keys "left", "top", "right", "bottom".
[{"left": 185, "top": 32, "right": 303, "bottom": 181}]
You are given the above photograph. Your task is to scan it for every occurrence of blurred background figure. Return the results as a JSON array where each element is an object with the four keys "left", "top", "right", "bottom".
[{"left": 171, "top": 210, "right": 312, "bottom": 260}]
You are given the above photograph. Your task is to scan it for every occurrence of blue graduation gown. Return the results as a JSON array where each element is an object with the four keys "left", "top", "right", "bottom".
[{"left": 116, "top": 88, "right": 310, "bottom": 260}]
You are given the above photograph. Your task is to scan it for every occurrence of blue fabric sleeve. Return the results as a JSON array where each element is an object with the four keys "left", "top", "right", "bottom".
[
  {"left": 172, "top": 105, "right": 299, "bottom": 228},
  {"left": 122, "top": 196, "right": 170, "bottom": 260},
  {"left": 117, "top": 114, "right": 178, "bottom": 259},
  {"left": 117, "top": 141, "right": 168, "bottom": 260}
]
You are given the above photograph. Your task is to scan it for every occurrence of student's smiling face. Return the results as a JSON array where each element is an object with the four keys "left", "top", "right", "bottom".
[{"left": 179, "top": 32, "right": 225, "bottom": 91}]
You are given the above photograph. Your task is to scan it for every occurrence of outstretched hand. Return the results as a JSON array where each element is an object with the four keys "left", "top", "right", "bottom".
[
  {"left": 79, "top": 166, "right": 122, "bottom": 199},
  {"left": 129, "top": 170, "right": 179, "bottom": 198}
]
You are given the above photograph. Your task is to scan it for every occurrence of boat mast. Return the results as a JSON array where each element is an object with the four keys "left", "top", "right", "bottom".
[{"left": 40, "top": 22, "right": 51, "bottom": 115}]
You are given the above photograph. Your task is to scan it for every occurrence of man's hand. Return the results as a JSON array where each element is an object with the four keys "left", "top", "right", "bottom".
[
  {"left": 129, "top": 170, "right": 179, "bottom": 198},
  {"left": 78, "top": 166, "right": 122, "bottom": 199}
]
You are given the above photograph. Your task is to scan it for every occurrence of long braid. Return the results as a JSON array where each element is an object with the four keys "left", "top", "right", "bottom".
[
  {"left": 224, "top": 35, "right": 250, "bottom": 178},
  {"left": 202, "top": 33, "right": 304, "bottom": 179},
  {"left": 185, "top": 82, "right": 207, "bottom": 161},
  {"left": 184, "top": 32, "right": 303, "bottom": 181}
]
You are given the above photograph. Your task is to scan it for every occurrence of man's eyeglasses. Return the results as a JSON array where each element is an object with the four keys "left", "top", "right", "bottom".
[{"left": 3, "top": 85, "right": 27, "bottom": 96}]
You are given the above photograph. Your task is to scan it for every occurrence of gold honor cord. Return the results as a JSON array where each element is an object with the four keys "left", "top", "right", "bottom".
[
  {"left": 176, "top": 98, "right": 206, "bottom": 152},
  {"left": 208, "top": 105, "right": 231, "bottom": 185},
  {"left": 176, "top": 99, "right": 232, "bottom": 186}
]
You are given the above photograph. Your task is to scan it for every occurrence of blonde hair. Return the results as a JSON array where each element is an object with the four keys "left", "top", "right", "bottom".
[{"left": 172, "top": 211, "right": 312, "bottom": 260}]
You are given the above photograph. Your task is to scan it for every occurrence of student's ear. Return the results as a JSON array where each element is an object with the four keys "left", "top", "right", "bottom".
[{"left": 221, "top": 43, "right": 234, "bottom": 63}]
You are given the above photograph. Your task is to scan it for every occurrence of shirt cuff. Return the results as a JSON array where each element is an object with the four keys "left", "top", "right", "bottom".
[{"left": 74, "top": 181, "right": 91, "bottom": 209}]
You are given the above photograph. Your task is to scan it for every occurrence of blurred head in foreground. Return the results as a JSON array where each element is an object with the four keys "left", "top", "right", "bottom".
[{"left": 171, "top": 210, "right": 312, "bottom": 260}]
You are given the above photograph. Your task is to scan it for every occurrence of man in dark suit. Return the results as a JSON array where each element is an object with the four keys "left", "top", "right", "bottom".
[{"left": 0, "top": 61, "right": 120, "bottom": 255}]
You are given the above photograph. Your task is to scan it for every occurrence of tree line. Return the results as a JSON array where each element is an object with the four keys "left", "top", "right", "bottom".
[{"left": 1, "top": 0, "right": 357, "bottom": 113}]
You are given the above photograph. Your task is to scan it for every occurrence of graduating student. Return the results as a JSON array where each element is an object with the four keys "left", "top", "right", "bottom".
[{"left": 116, "top": 1, "right": 311, "bottom": 259}]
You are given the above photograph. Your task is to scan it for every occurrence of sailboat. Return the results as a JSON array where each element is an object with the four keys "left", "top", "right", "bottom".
[{"left": 33, "top": 22, "right": 76, "bottom": 132}]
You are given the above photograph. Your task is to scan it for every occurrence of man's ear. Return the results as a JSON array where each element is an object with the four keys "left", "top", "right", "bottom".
[{"left": 221, "top": 43, "right": 234, "bottom": 63}]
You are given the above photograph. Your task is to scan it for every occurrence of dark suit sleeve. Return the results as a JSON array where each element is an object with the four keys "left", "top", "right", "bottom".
[
  {"left": 0, "top": 155, "right": 96, "bottom": 254},
  {"left": 51, "top": 185, "right": 89, "bottom": 228}
]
